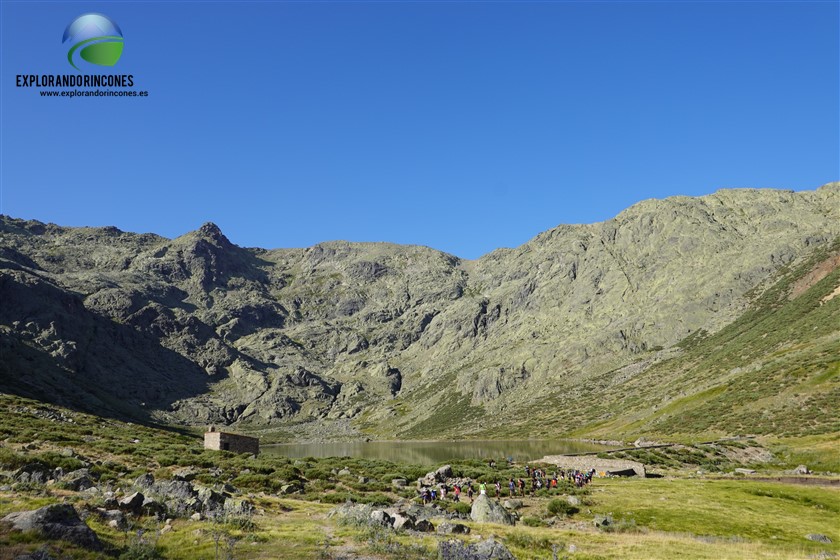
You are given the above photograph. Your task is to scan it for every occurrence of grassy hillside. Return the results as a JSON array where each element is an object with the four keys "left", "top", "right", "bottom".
[
  {"left": 0, "top": 392, "right": 838, "bottom": 560},
  {"left": 458, "top": 237, "right": 840, "bottom": 455}
]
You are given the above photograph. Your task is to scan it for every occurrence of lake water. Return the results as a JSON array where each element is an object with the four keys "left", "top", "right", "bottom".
[{"left": 262, "top": 439, "right": 614, "bottom": 465}]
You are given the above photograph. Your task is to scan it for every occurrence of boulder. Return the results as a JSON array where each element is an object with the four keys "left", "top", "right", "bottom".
[
  {"left": 566, "top": 495, "right": 581, "bottom": 506},
  {"left": 280, "top": 483, "right": 301, "bottom": 495},
  {"left": 502, "top": 499, "right": 523, "bottom": 510},
  {"left": 369, "top": 510, "right": 392, "bottom": 527},
  {"left": 172, "top": 467, "right": 199, "bottom": 481},
  {"left": 13, "top": 464, "right": 51, "bottom": 485},
  {"left": 734, "top": 468, "right": 756, "bottom": 475},
  {"left": 421, "top": 464, "right": 453, "bottom": 485},
  {"left": 594, "top": 515, "right": 613, "bottom": 528},
  {"left": 414, "top": 519, "right": 435, "bottom": 532},
  {"left": 806, "top": 534, "right": 832, "bottom": 544},
  {"left": 141, "top": 497, "right": 166, "bottom": 517},
  {"left": 97, "top": 509, "right": 127, "bottom": 530},
  {"left": 118, "top": 492, "right": 145, "bottom": 514},
  {"left": 2, "top": 504, "right": 102, "bottom": 550},
  {"left": 63, "top": 469, "right": 95, "bottom": 491},
  {"left": 437, "top": 521, "right": 470, "bottom": 534},
  {"left": 470, "top": 494, "right": 515, "bottom": 525},
  {"left": 391, "top": 478, "right": 408, "bottom": 488},
  {"left": 196, "top": 486, "right": 226, "bottom": 512},
  {"left": 439, "top": 537, "right": 515, "bottom": 560},
  {"left": 793, "top": 465, "right": 810, "bottom": 475},
  {"left": 224, "top": 497, "right": 254, "bottom": 517},
  {"left": 134, "top": 473, "right": 155, "bottom": 488},
  {"left": 391, "top": 512, "right": 415, "bottom": 531}
]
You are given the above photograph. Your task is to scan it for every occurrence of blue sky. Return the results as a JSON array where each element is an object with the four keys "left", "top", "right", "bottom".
[{"left": 1, "top": 1, "right": 838, "bottom": 259}]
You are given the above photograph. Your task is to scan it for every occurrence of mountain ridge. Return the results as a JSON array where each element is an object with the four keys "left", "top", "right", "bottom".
[{"left": 1, "top": 183, "right": 838, "bottom": 441}]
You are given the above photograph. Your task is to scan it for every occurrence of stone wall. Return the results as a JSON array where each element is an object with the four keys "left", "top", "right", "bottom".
[{"left": 204, "top": 428, "right": 259, "bottom": 455}]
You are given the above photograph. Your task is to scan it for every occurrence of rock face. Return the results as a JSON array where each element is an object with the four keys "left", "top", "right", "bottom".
[
  {"left": 2, "top": 504, "right": 102, "bottom": 550},
  {"left": 1, "top": 184, "right": 839, "bottom": 439},
  {"left": 470, "top": 494, "right": 515, "bottom": 525}
]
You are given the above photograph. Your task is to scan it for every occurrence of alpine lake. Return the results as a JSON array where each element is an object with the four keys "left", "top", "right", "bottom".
[{"left": 262, "top": 439, "right": 617, "bottom": 465}]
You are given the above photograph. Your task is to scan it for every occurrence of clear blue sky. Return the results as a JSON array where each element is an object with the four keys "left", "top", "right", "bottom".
[{"left": 2, "top": 1, "right": 838, "bottom": 259}]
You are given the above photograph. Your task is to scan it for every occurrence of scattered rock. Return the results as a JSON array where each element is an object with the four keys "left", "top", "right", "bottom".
[
  {"left": 224, "top": 497, "right": 254, "bottom": 517},
  {"left": 118, "top": 492, "right": 145, "bottom": 514},
  {"left": 391, "top": 512, "right": 415, "bottom": 531},
  {"left": 134, "top": 473, "right": 155, "bottom": 488},
  {"left": 734, "top": 468, "right": 756, "bottom": 475},
  {"left": 13, "top": 464, "right": 51, "bottom": 485},
  {"left": 439, "top": 537, "right": 515, "bottom": 560},
  {"left": 806, "top": 534, "right": 832, "bottom": 544},
  {"left": 502, "top": 499, "right": 523, "bottom": 510},
  {"left": 414, "top": 519, "right": 435, "bottom": 532},
  {"left": 793, "top": 465, "right": 810, "bottom": 475},
  {"left": 566, "top": 495, "right": 581, "bottom": 506},
  {"left": 594, "top": 515, "right": 612, "bottom": 528},
  {"left": 142, "top": 497, "right": 166, "bottom": 517},
  {"left": 391, "top": 478, "right": 408, "bottom": 488},
  {"left": 190, "top": 512, "right": 203, "bottom": 521},
  {"left": 96, "top": 509, "right": 127, "bottom": 530},
  {"left": 470, "top": 494, "right": 515, "bottom": 525},
  {"left": 437, "top": 521, "right": 470, "bottom": 534},
  {"left": 370, "top": 510, "right": 392, "bottom": 527},
  {"left": 173, "top": 467, "right": 198, "bottom": 481},
  {"left": 62, "top": 469, "right": 95, "bottom": 491},
  {"left": 2, "top": 504, "right": 102, "bottom": 550},
  {"left": 337, "top": 468, "right": 351, "bottom": 476},
  {"left": 279, "top": 483, "right": 301, "bottom": 495}
]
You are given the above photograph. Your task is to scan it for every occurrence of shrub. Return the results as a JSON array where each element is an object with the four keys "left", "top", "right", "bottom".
[
  {"left": 522, "top": 516, "right": 546, "bottom": 527},
  {"left": 546, "top": 499, "right": 578, "bottom": 517}
]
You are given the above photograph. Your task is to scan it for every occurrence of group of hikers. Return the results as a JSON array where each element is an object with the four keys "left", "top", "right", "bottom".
[{"left": 419, "top": 464, "right": 597, "bottom": 504}]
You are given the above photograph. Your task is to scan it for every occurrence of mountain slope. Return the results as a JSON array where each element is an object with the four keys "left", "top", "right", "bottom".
[{"left": 0, "top": 183, "right": 838, "bottom": 441}]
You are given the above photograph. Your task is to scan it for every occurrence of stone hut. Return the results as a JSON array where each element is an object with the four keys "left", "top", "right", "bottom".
[{"left": 204, "top": 426, "right": 259, "bottom": 455}]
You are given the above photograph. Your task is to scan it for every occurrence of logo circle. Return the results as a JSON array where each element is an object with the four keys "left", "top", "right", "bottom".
[{"left": 63, "top": 13, "right": 124, "bottom": 71}]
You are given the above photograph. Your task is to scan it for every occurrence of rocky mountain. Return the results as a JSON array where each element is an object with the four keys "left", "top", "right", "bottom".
[{"left": 1, "top": 183, "right": 838, "bottom": 441}]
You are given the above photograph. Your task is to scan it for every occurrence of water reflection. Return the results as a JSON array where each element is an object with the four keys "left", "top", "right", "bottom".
[{"left": 262, "top": 440, "right": 613, "bottom": 465}]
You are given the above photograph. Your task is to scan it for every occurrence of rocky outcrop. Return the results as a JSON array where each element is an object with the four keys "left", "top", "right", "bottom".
[
  {"left": 439, "top": 538, "right": 515, "bottom": 560},
  {"left": 2, "top": 504, "right": 101, "bottom": 550},
  {"left": 470, "top": 494, "right": 515, "bottom": 525}
]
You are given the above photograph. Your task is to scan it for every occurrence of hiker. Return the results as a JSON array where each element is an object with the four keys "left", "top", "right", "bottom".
[
  {"left": 467, "top": 484, "right": 474, "bottom": 501},
  {"left": 479, "top": 482, "right": 487, "bottom": 495},
  {"left": 508, "top": 478, "right": 515, "bottom": 497},
  {"left": 495, "top": 480, "right": 502, "bottom": 496}
]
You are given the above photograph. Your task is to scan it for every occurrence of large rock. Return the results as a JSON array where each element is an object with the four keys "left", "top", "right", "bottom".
[
  {"left": 437, "top": 521, "right": 470, "bottom": 534},
  {"left": 13, "top": 464, "right": 51, "bottom": 485},
  {"left": 3, "top": 504, "right": 102, "bottom": 550},
  {"left": 63, "top": 469, "right": 95, "bottom": 491},
  {"left": 370, "top": 510, "right": 393, "bottom": 527},
  {"left": 439, "top": 537, "right": 515, "bottom": 560},
  {"left": 470, "top": 494, "right": 515, "bottom": 525},
  {"left": 118, "top": 492, "right": 145, "bottom": 514},
  {"left": 391, "top": 512, "right": 415, "bottom": 531},
  {"left": 806, "top": 534, "right": 832, "bottom": 544}
]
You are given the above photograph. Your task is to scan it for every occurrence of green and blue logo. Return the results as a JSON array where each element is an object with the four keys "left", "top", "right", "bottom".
[{"left": 63, "top": 13, "right": 124, "bottom": 71}]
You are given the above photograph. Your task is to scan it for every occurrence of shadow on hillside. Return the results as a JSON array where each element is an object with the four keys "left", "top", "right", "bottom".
[{"left": 0, "top": 272, "right": 226, "bottom": 427}]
